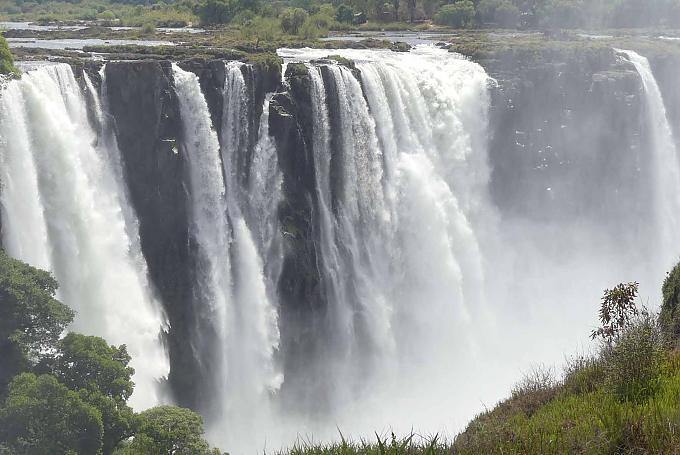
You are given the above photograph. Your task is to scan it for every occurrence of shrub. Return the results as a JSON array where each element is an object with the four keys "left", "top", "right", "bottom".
[
  {"left": 197, "top": 0, "right": 235, "bottom": 25},
  {"left": 336, "top": 3, "right": 353, "bottom": 22},
  {"left": 494, "top": 0, "right": 519, "bottom": 27},
  {"left": 433, "top": 0, "right": 475, "bottom": 27},
  {"left": 660, "top": 262, "right": 680, "bottom": 342},
  {"left": 563, "top": 354, "right": 606, "bottom": 394},
  {"left": 509, "top": 365, "right": 558, "bottom": 417},
  {"left": 0, "top": 36, "right": 18, "bottom": 76},
  {"left": 280, "top": 7, "right": 308, "bottom": 34},
  {"left": 602, "top": 313, "right": 666, "bottom": 402},
  {"left": 140, "top": 22, "right": 156, "bottom": 34}
]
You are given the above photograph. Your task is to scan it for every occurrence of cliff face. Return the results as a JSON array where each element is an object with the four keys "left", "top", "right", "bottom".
[
  {"left": 479, "top": 48, "right": 647, "bottom": 231},
  {"left": 268, "top": 64, "right": 331, "bottom": 412},
  {"left": 104, "top": 60, "right": 196, "bottom": 407},
  {"left": 55, "top": 45, "right": 679, "bottom": 411},
  {"left": 103, "top": 59, "right": 280, "bottom": 409}
]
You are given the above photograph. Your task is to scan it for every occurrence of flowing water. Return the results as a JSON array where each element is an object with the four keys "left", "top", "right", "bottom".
[
  {"left": 2, "top": 45, "right": 680, "bottom": 453},
  {"left": 173, "top": 64, "right": 282, "bottom": 449},
  {"left": 0, "top": 63, "right": 168, "bottom": 408}
]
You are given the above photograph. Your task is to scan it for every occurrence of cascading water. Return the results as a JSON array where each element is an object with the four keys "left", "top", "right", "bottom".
[
  {"left": 0, "top": 63, "right": 168, "bottom": 408},
  {"left": 276, "top": 46, "right": 495, "bottom": 439},
  {"left": 4, "top": 44, "right": 680, "bottom": 455},
  {"left": 618, "top": 50, "right": 680, "bottom": 272},
  {"left": 172, "top": 64, "right": 281, "bottom": 451}
]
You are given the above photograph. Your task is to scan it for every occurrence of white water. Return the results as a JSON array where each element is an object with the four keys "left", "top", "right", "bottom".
[
  {"left": 172, "top": 64, "right": 282, "bottom": 452},
  {"left": 258, "top": 45, "right": 680, "bottom": 450},
  {"left": 618, "top": 50, "right": 680, "bottom": 273},
  {"left": 0, "top": 63, "right": 168, "bottom": 408},
  {"left": 4, "top": 46, "right": 680, "bottom": 455},
  {"left": 275, "top": 47, "right": 495, "bottom": 441}
]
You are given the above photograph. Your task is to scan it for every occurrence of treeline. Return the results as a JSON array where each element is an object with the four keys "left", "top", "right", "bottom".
[
  {"left": 3, "top": 0, "right": 680, "bottom": 30},
  {"left": 0, "top": 250, "right": 224, "bottom": 455},
  {"left": 432, "top": 0, "right": 680, "bottom": 29}
]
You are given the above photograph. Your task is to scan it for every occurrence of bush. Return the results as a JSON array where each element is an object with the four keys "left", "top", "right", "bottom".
[
  {"left": 433, "top": 0, "right": 475, "bottom": 27},
  {"left": 541, "top": 0, "right": 585, "bottom": 29},
  {"left": 280, "top": 7, "right": 308, "bottom": 34},
  {"left": 602, "top": 313, "right": 666, "bottom": 402},
  {"left": 563, "top": 354, "right": 606, "bottom": 394},
  {"left": 140, "top": 22, "right": 156, "bottom": 34},
  {"left": 661, "top": 262, "right": 680, "bottom": 342},
  {"left": 197, "top": 0, "right": 235, "bottom": 25},
  {"left": 494, "top": 0, "right": 519, "bottom": 27},
  {"left": 0, "top": 36, "right": 18, "bottom": 76},
  {"left": 509, "top": 365, "right": 558, "bottom": 417},
  {"left": 335, "top": 3, "right": 353, "bottom": 22}
]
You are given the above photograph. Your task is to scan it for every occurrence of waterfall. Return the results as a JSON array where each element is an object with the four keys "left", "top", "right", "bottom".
[
  {"left": 0, "top": 63, "right": 168, "bottom": 408},
  {"left": 618, "top": 50, "right": 680, "bottom": 272},
  {"left": 6, "top": 46, "right": 680, "bottom": 455},
  {"left": 172, "top": 64, "right": 281, "bottom": 451},
  {"left": 278, "top": 46, "right": 494, "bottom": 437}
]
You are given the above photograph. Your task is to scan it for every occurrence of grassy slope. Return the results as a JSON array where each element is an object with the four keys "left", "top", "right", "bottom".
[
  {"left": 275, "top": 264, "right": 680, "bottom": 455},
  {"left": 455, "top": 354, "right": 680, "bottom": 454}
]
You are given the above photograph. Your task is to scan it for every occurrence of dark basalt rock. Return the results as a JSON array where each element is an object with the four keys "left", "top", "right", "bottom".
[
  {"left": 482, "top": 47, "right": 648, "bottom": 239},
  {"left": 104, "top": 60, "right": 198, "bottom": 408},
  {"left": 268, "top": 64, "right": 333, "bottom": 414},
  {"left": 102, "top": 57, "right": 282, "bottom": 411}
]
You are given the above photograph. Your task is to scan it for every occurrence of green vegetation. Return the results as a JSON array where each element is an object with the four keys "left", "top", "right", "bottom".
[
  {"left": 0, "top": 35, "right": 17, "bottom": 75},
  {"left": 3, "top": 0, "right": 680, "bottom": 45},
  {"left": 255, "top": 268, "right": 680, "bottom": 455},
  {"left": 453, "top": 277, "right": 680, "bottom": 454},
  {"left": 0, "top": 250, "right": 223, "bottom": 455},
  {"left": 434, "top": 1, "right": 475, "bottom": 27}
]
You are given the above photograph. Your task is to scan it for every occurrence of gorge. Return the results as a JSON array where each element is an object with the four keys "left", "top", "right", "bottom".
[{"left": 1, "top": 41, "right": 680, "bottom": 453}]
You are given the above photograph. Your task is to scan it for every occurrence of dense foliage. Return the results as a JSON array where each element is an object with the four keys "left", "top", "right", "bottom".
[
  {"left": 0, "top": 35, "right": 17, "bottom": 75},
  {"left": 0, "top": 250, "right": 222, "bottom": 455},
  {"left": 2, "top": 0, "right": 680, "bottom": 35}
]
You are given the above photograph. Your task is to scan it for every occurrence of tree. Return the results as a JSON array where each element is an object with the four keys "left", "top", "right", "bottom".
[
  {"left": 336, "top": 3, "right": 354, "bottom": 22},
  {"left": 280, "top": 7, "right": 308, "bottom": 34},
  {"left": 53, "top": 333, "right": 134, "bottom": 401},
  {"left": 52, "top": 334, "right": 136, "bottom": 455},
  {"left": 541, "top": 0, "right": 584, "bottom": 28},
  {"left": 407, "top": 0, "right": 416, "bottom": 22},
  {"left": 120, "top": 406, "right": 220, "bottom": 455},
  {"left": 591, "top": 282, "right": 639, "bottom": 343},
  {"left": 197, "top": 0, "right": 236, "bottom": 24},
  {"left": 494, "top": 0, "right": 519, "bottom": 26},
  {"left": 0, "top": 251, "right": 73, "bottom": 396},
  {"left": 433, "top": 0, "right": 476, "bottom": 27},
  {"left": 0, "top": 373, "right": 103, "bottom": 454}
]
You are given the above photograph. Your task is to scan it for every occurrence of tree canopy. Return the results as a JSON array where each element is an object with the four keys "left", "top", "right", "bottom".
[
  {"left": 0, "top": 250, "right": 73, "bottom": 396},
  {"left": 0, "top": 252, "right": 222, "bottom": 455}
]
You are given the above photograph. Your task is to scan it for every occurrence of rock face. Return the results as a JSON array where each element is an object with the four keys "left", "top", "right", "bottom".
[
  {"left": 268, "top": 64, "right": 330, "bottom": 411},
  {"left": 480, "top": 47, "right": 647, "bottom": 234},
  {"left": 46, "top": 45, "right": 679, "bottom": 413},
  {"left": 103, "top": 58, "right": 280, "bottom": 409},
  {"left": 104, "top": 60, "right": 196, "bottom": 407}
]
